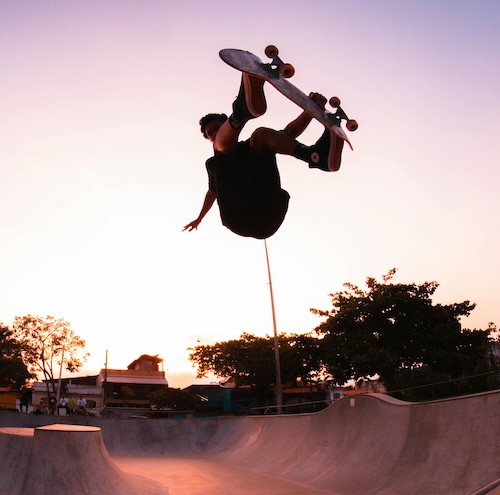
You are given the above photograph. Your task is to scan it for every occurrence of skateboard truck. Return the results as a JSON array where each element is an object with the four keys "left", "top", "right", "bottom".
[
  {"left": 263, "top": 46, "right": 357, "bottom": 132},
  {"left": 327, "top": 97, "right": 358, "bottom": 131},
  {"left": 264, "top": 45, "right": 295, "bottom": 79}
]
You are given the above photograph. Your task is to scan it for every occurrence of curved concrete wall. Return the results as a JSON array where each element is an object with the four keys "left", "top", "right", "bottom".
[{"left": 1, "top": 391, "right": 499, "bottom": 494}]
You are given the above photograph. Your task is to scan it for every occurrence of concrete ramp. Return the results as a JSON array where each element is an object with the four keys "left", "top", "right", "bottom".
[
  {"left": 205, "top": 392, "right": 499, "bottom": 494},
  {"left": 104, "top": 391, "right": 500, "bottom": 494},
  {"left": 0, "top": 391, "right": 499, "bottom": 494},
  {"left": 0, "top": 427, "right": 34, "bottom": 494},
  {"left": 0, "top": 424, "right": 168, "bottom": 495}
]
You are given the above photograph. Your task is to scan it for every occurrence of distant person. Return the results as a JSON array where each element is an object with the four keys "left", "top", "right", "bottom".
[
  {"left": 76, "top": 396, "right": 87, "bottom": 416},
  {"left": 59, "top": 395, "right": 68, "bottom": 415},
  {"left": 67, "top": 395, "right": 76, "bottom": 416},
  {"left": 48, "top": 393, "right": 57, "bottom": 414},
  {"left": 19, "top": 389, "right": 30, "bottom": 413},
  {"left": 32, "top": 399, "right": 44, "bottom": 415}
]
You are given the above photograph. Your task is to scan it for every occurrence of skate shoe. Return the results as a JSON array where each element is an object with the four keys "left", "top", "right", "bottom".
[
  {"left": 229, "top": 74, "right": 266, "bottom": 130},
  {"left": 308, "top": 129, "right": 344, "bottom": 172}
]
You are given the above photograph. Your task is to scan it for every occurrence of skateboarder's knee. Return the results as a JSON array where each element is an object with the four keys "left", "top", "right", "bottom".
[
  {"left": 250, "top": 127, "right": 273, "bottom": 139},
  {"left": 250, "top": 127, "right": 298, "bottom": 156},
  {"left": 250, "top": 127, "right": 277, "bottom": 151}
]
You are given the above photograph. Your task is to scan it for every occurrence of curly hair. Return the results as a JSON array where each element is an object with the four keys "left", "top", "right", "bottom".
[{"left": 199, "top": 113, "right": 228, "bottom": 139}]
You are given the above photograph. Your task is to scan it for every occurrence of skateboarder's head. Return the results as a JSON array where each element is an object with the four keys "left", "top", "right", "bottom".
[{"left": 200, "top": 113, "right": 227, "bottom": 140}]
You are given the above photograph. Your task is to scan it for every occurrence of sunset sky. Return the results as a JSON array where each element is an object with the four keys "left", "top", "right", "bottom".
[{"left": 1, "top": 1, "right": 499, "bottom": 388}]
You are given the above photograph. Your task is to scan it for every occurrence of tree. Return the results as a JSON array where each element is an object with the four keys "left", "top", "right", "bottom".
[
  {"left": 311, "top": 269, "right": 491, "bottom": 398},
  {"left": 12, "top": 315, "right": 89, "bottom": 398},
  {"left": 280, "top": 333, "right": 325, "bottom": 385},
  {"left": 0, "top": 324, "right": 33, "bottom": 389},
  {"left": 120, "top": 385, "right": 136, "bottom": 406},
  {"left": 189, "top": 332, "right": 324, "bottom": 406},
  {"left": 148, "top": 387, "right": 197, "bottom": 411}
]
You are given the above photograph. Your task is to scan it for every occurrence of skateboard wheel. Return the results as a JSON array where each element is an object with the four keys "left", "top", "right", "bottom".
[
  {"left": 329, "top": 96, "right": 341, "bottom": 107},
  {"left": 280, "top": 63, "right": 295, "bottom": 78},
  {"left": 346, "top": 120, "right": 358, "bottom": 131},
  {"left": 265, "top": 45, "right": 279, "bottom": 58}
]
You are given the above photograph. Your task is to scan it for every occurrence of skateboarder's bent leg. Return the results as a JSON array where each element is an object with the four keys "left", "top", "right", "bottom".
[
  {"left": 249, "top": 127, "right": 299, "bottom": 156},
  {"left": 212, "top": 74, "right": 267, "bottom": 153},
  {"left": 249, "top": 126, "right": 340, "bottom": 172},
  {"left": 248, "top": 92, "right": 331, "bottom": 158},
  {"left": 249, "top": 126, "right": 321, "bottom": 159}
]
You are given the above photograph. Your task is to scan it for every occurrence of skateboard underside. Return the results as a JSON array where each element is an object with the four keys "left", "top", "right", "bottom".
[{"left": 219, "top": 48, "right": 352, "bottom": 150}]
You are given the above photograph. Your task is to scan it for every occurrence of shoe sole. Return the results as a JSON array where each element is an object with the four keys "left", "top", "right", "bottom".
[
  {"left": 328, "top": 131, "right": 344, "bottom": 172},
  {"left": 243, "top": 73, "right": 267, "bottom": 117}
]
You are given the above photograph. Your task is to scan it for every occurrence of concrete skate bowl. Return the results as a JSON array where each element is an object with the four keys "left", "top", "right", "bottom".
[
  {"left": 0, "top": 424, "right": 168, "bottom": 495},
  {"left": 0, "top": 391, "right": 499, "bottom": 495}
]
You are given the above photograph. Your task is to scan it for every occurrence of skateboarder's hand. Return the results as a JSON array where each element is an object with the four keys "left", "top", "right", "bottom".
[
  {"left": 309, "top": 92, "right": 327, "bottom": 110},
  {"left": 183, "top": 219, "right": 201, "bottom": 232}
]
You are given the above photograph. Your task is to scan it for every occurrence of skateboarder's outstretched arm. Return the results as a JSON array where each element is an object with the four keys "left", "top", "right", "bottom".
[
  {"left": 183, "top": 190, "right": 217, "bottom": 232},
  {"left": 283, "top": 93, "right": 327, "bottom": 139}
]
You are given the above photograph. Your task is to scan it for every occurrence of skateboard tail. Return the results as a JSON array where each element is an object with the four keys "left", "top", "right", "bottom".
[{"left": 333, "top": 125, "right": 353, "bottom": 151}]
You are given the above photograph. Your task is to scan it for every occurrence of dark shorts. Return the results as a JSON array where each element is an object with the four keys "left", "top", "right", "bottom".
[{"left": 212, "top": 142, "right": 290, "bottom": 239}]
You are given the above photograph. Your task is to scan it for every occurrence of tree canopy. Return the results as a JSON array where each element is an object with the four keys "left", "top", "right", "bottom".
[
  {"left": 189, "top": 332, "right": 323, "bottom": 405},
  {"left": 190, "top": 270, "right": 495, "bottom": 403},
  {"left": 0, "top": 324, "right": 33, "bottom": 389},
  {"left": 12, "top": 315, "right": 89, "bottom": 394},
  {"left": 148, "top": 387, "right": 197, "bottom": 411},
  {"left": 311, "top": 269, "right": 492, "bottom": 396}
]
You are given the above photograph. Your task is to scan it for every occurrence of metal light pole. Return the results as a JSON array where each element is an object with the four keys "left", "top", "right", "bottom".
[
  {"left": 55, "top": 346, "right": 65, "bottom": 415},
  {"left": 264, "top": 239, "right": 283, "bottom": 414},
  {"left": 103, "top": 350, "right": 108, "bottom": 412}
]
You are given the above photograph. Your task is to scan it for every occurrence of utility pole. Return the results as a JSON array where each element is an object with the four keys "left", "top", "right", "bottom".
[
  {"left": 102, "top": 350, "right": 108, "bottom": 413},
  {"left": 264, "top": 239, "right": 283, "bottom": 414},
  {"left": 55, "top": 346, "right": 65, "bottom": 415}
]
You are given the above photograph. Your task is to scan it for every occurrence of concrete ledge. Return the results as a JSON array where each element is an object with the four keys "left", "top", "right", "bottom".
[{"left": 0, "top": 424, "right": 169, "bottom": 495}]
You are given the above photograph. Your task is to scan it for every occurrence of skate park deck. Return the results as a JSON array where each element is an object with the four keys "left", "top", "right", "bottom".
[{"left": 1, "top": 391, "right": 499, "bottom": 495}]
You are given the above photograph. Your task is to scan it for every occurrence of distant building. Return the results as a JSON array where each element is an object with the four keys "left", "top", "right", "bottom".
[
  {"left": 25, "top": 355, "right": 391, "bottom": 417},
  {"left": 30, "top": 354, "right": 168, "bottom": 417},
  {"left": 32, "top": 377, "right": 102, "bottom": 415},
  {"left": 0, "top": 387, "right": 18, "bottom": 410},
  {"left": 127, "top": 354, "right": 164, "bottom": 372},
  {"left": 354, "top": 377, "right": 386, "bottom": 394},
  {"left": 266, "top": 382, "right": 345, "bottom": 414},
  {"left": 99, "top": 354, "right": 168, "bottom": 412},
  {"left": 181, "top": 382, "right": 345, "bottom": 415}
]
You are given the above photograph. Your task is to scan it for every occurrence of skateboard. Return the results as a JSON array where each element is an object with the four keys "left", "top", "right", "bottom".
[{"left": 219, "top": 45, "right": 358, "bottom": 171}]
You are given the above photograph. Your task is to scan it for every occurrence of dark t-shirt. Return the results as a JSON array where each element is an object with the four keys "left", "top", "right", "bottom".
[{"left": 206, "top": 140, "right": 290, "bottom": 239}]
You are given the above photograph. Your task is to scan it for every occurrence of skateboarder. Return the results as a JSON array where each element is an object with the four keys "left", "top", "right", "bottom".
[{"left": 183, "top": 74, "right": 342, "bottom": 239}]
